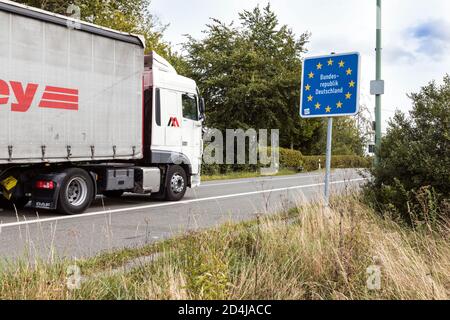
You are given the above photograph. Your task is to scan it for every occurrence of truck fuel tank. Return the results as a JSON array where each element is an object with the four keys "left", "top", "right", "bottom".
[{"left": 134, "top": 167, "right": 161, "bottom": 194}]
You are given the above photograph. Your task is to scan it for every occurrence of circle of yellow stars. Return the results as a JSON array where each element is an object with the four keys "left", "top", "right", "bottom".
[{"left": 304, "top": 57, "right": 355, "bottom": 113}]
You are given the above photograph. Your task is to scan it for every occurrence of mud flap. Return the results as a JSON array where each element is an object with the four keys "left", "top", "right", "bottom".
[{"left": 30, "top": 172, "right": 68, "bottom": 210}]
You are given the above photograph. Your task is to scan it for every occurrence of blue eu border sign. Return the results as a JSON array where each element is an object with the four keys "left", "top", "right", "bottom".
[
  {"left": 300, "top": 52, "right": 361, "bottom": 118},
  {"left": 299, "top": 52, "right": 361, "bottom": 207}
]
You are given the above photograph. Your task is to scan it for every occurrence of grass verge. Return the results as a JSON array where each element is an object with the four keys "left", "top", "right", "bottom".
[
  {"left": 202, "top": 168, "right": 298, "bottom": 182},
  {"left": 0, "top": 194, "right": 449, "bottom": 300}
]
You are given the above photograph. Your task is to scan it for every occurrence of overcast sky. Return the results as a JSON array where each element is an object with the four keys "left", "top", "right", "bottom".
[{"left": 151, "top": 0, "right": 450, "bottom": 129}]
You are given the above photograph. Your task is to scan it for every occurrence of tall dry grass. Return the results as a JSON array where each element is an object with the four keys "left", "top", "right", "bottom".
[{"left": 0, "top": 195, "right": 449, "bottom": 300}]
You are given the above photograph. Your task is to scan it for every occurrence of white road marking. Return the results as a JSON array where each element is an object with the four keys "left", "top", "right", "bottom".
[
  {"left": 200, "top": 174, "right": 323, "bottom": 187},
  {"left": 0, "top": 178, "right": 366, "bottom": 229}
]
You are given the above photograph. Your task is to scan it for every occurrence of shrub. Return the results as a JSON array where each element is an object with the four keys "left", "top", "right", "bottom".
[
  {"left": 201, "top": 163, "right": 223, "bottom": 176},
  {"left": 365, "top": 75, "right": 450, "bottom": 223},
  {"left": 201, "top": 163, "right": 262, "bottom": 176},
  {"left": 201, "top": 147, "right": 303, "bottom": 175},
  {"left": 302, "top": 155, "right": 372, "bottom": 171},
  {"left": 277, "top": 148, "right": 304, "bottom": 169}
]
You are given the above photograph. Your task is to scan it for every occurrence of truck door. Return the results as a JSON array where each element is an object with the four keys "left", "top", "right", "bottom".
[
  {"left": 181, "top": 93, "right": 202, "bottom": 175},
  {"left": 151, "top": 88, "right": 182, "bottom": 153}
]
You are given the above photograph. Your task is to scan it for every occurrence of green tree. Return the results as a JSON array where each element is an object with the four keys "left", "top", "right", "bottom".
[
  {"left": 183, "top": 4, "right": 321, "bottom": 149},
  {"left": 366, "top": 75, "right": 450, "bottom": 223},
  {"left": 309, "top": 117, "right": 365, "bottom": 156}
]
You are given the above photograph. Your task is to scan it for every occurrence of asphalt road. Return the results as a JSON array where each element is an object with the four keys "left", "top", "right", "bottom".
[{"left": 0, "top": 169, "right": 366, "bottom": 261}]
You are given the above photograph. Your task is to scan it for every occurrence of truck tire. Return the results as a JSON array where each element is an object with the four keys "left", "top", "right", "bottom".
[
  {"left": 57, "top": 168, "right": 95, "bottom": 215},
  {"left": 165, "top": 165, "right": 187, "bottom": 201},
  {"left": 103, "top": 190, "right": 124, "bottom": 199}
]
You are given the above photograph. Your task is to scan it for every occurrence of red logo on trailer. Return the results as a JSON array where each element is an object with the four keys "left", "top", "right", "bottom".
[
  {"left": 39, "top": 86, "right": 79, "bottom": 110},
  {"left": 168, "top": 117, "right": 180, "bottom": 128},
  {"left": 0, "top": 79, "right": 79, "bottom": 112}
]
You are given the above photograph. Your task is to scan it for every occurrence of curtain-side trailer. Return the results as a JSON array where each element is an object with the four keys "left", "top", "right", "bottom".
[{"left": 0, "top": 0, "right": 205, "bottom": 215}]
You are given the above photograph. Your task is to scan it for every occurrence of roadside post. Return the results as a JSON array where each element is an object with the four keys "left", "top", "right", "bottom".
[
  {"left": 300, "top": 52, "right": 361, "bottom": 206},
  {"left": 372, "top": 0, "right": 384, "bottom": 165}
]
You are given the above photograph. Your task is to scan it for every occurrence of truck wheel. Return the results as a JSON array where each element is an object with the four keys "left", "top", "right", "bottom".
[
  {"left": 57, "top": 169, "right": 94, "bottom": 215},
  {"left": 165, "top": 165, "right": 187, "bottom": 201},
  {"left": 103, "top": 190, "right": 124, "bottom": 199}
]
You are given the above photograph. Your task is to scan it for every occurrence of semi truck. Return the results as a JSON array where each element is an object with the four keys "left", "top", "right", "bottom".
[{"left": 0, "top": 0, "right": 205, "bottom": 215}]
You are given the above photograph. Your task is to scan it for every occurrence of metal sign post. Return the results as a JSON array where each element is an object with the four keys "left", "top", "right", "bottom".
[
  {"left": 324, "top": 117, "right": 333, "bottom": 206},
  {"left": 300, "top": 52, "right": 361, "bottom": 206}
]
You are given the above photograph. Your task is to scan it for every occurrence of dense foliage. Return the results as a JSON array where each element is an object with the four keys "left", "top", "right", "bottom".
[
  {"left": 309, "top": 118, "right": 366, "bottom": 156},
  {"left": 365, "top": 75, "right": 450, "bottom": 223},
  {"left": 182, "top": 5, "right": 325, "bottom": 151},
  {"left": 182, "top": 5, "right": 364, "bottom": 156}
]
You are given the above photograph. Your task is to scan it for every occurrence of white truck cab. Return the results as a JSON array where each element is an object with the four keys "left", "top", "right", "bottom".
[{"left": 145, "top": 52, "right": 204, "bottom": 189}]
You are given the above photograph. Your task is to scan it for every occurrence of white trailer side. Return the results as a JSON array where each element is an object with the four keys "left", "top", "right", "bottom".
[{"left": 0, "top": 0, "right": 145, "bottom": 164}]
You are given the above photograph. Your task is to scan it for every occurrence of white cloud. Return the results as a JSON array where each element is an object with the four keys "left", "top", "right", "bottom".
[{"left": 407, "top": 19, "right": 450, "bottom": 60}]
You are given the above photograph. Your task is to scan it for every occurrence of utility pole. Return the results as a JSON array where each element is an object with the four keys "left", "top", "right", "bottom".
[{"left": 374, "top": 0, "right": 383, "bottom": 165}]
